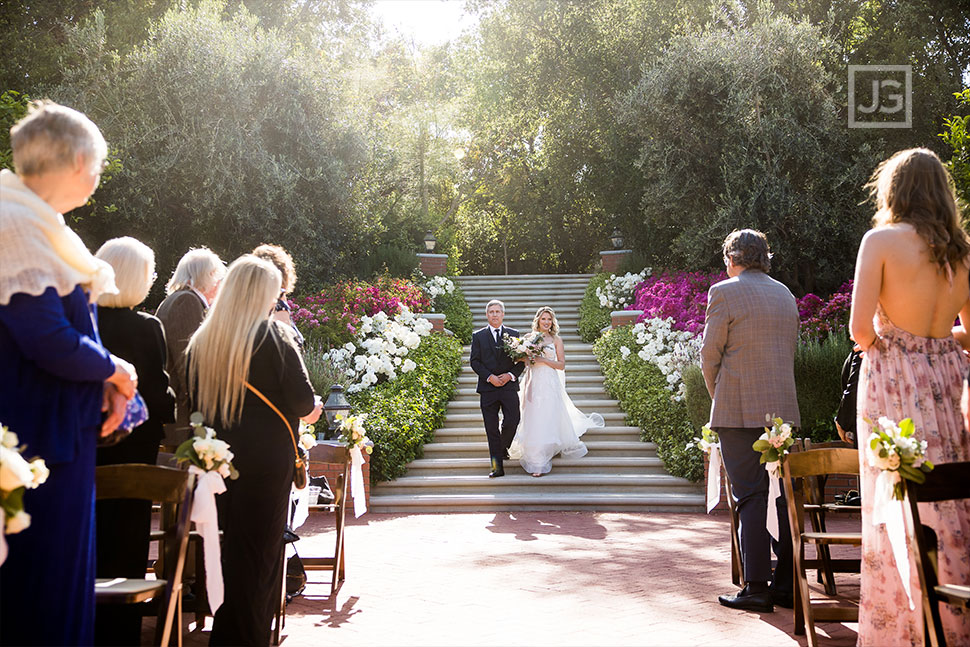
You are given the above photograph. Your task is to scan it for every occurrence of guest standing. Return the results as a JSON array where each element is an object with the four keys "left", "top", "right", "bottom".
[
  {"left": 93, "top": 236, "right": 176, "bottom": 645},
  {"left": 701, "top": 229, "right": 797, "bottom": 613},
  {"left": 187, "top": 255, "right": 321, "bottom": 645},
  {"left": 155, "top": 247, "right": 225, "bottom": 447},
  {"left": 0, "top": 101, "right": 135, "bottom": 645},
  {"left": 252, "top": 243, "right": 304, "bottom": 347},
  {"left": 850, "top": 147, "right": 970, "bottom": 646}
]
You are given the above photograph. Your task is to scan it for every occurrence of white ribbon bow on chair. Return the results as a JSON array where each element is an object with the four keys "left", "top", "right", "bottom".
[
  {"left": 706, "top": 446, "right": 722, "bottom": 514},
  {"left": 872, "top": 470, "right": 915, "bottom": 610},
  {"left": 349, "top": 446, "right": 367, "bottom": 518},
  {"left": 187, "top": 466, "right": 227, "bottom": 613},
  {"left": 765, "top": 462, "right": 782, "bottom": 541}
]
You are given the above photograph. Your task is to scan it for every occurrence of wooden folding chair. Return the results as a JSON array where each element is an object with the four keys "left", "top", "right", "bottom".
[
  {"left": 903, "top": 461, "right": 970, "bottom": 647},
  {"left": 716, "top": 449, "right": 744, "bottom": 587},
  {"left": 781, "top": 448, "right": 862, "bottom": 647},
  {"left": 272, "top": 442, "right": 352, "bottom": 645},
  {"left": 95, "top": 464, "right": 196, "bottom": 647},
  {"left": 802, "top": 439, "right": 860, "bottom": 595}
]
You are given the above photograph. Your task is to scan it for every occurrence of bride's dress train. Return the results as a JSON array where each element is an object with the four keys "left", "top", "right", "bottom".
[{"left": 508, "top": 341, "right": 604, "bottom": 474}]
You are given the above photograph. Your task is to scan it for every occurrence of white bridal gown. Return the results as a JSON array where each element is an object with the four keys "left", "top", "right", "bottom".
[{"left": 508, "top": 340, "right": 605, "bottom": 474}]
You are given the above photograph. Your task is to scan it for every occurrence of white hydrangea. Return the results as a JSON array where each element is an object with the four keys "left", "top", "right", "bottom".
[
  {"left": 595, "top": 268, "right": 651, "bottom": 309},
  {"left": 326, "top": 306, "right": 434, "bottom": 393},
  {"left": 623, "top": 317, "right": 701, "bottom": 401},
  {"left": 421, "top": 275, "right": 456, "bottom": 300}
]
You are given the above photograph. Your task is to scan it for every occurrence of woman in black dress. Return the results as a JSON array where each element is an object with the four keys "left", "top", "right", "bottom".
[
  {"left": 93, "top": 236, "right": 177, "bottom": 645},
  {"left": 187, "top": 255, "right": 321, "bottom": 646}
]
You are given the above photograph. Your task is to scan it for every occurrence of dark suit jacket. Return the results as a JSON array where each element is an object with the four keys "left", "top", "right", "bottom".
[
  {"left": 155, "top": 288, "right": 206, "bottom": 428},
  {"left": 470, "top": 325, "right": 526, "bottom": 394},
  {"left": 96, "top": 307, "right": 176, "bottom": 454}
]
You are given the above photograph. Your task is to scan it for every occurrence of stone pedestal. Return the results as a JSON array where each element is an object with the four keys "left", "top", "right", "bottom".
[
  {"left": 423, "top": 313, "right": 447, "bottom": 333},
  {"left": 611, "top": 309, "right": 643, "bottom": 328},
  {"left": 417, "top": 253, "right": 448, "bottom": 276},
  {"left": 600, "top": 249, "right": 633, "bottom": 274}
]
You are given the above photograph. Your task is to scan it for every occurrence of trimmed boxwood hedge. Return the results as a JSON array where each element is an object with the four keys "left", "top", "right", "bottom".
[
  {"left": 434, "top": 284, "right": 473, "bottom": 344},
  {"left": 348, "top": 333, "right": 462, "bottom": 483},
  {"left": 579, "top": 273, "right": 612, "bottom": 342}
]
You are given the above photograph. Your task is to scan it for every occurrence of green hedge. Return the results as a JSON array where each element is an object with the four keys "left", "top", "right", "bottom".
[
  {"left": 681, "top": 334, "right": 852, "bottom": 443},
  {"left": 434, "top": 285, "right": 473, "bottom": 344},
  {"left": 593, "top": 327, "right": 702, "bottom": 482},
  {"left": 348, "top": 333, "right": 462, "bottom": 483},
  {"left": 579, "top": 273, "right": 612, "bottom": 342}
]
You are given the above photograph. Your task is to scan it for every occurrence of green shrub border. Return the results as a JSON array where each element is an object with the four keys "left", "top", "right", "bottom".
[
  {"left": 434, "top": 284, "right": 473, "bottom": 344},
  {"left": 579, "top": 273, "right": 612, "bottom": 342},
  {"left": 348, "top": 333, "right": 462, "bottom": 483},
  {"left": 593, "top": 326, "right": 702, "bottom": 482}
]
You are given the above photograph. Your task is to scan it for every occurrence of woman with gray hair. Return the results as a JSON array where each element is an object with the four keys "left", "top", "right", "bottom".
[
  {"left": 0, "top": 100, "right": 136, "bottom": 645},
  {"left": 155, "top": 247, "right": 226, "bottom": 446}
]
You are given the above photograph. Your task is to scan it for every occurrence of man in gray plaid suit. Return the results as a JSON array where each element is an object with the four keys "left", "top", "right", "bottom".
[{"left": 701, "top": 229, "right": 798, "bottom": 613}]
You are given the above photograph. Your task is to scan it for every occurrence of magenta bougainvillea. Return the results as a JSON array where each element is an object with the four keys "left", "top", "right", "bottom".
[
  {"left": 291, "top": 276, "right": 431, "bottom": 347},
  {"left": 630, "top": 270, "right": 727, "bottom": 334},
  {"left": 628, "top": 271, "right": 851, "bottom": 340}
]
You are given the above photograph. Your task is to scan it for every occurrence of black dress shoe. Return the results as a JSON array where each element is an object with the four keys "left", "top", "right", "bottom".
[
  {"left": 770, "top": 589, "right": 794, "bottom": 609},
  {"left": 488, "top": 457, "right": 505, "bottom": 478},
  {"left": 718, "top": 586, "right": 774, "bottom": 613}
]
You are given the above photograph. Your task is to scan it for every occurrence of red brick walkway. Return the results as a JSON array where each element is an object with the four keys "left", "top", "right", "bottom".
[{"left": 159, "top": 511, "right": 859, "bottom": 646}]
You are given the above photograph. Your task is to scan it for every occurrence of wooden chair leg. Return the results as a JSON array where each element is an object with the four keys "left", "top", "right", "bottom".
[
  {"left": 273, "top": 547, "right": 286, "bottom": 645},
  {"left": 193, "top": 537, "right": 208, "bottom": 629}
]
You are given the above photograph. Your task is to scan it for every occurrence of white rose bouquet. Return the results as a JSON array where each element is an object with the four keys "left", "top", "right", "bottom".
[
  {"left": 502, "top": 332, "right": 544, "bottom": 365},
  {"left": 687, "top": 425, "right": 719, "bottom": 455},
  {"left": 175, "top": 413, "right": 240, "bottom": 480},
  {"left": 0, "top": 423, "right": 49, "bottom": 536},
  {"left": 298, "top": 421, "right": 317, "bottom": 450},
  {"left": 336, "top": 413, "right": 373, "bottom": 454},
  {"left": 688, "top": 425, "right": 722, "bottom": 514},
  {"left": 865, "top": 416, "right": 933, "bottom": 501}
]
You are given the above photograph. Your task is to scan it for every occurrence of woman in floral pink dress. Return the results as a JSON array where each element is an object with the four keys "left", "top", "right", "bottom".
[{"left": 850, "top": 148, "right": 970, "bottom": 646}]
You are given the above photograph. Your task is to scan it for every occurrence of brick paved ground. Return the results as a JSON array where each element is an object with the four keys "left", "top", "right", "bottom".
[{"left": 151, "top": 511, "right": 860, "bottom": 646}]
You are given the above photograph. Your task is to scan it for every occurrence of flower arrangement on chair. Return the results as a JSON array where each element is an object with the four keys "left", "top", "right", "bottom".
[
  {"left": 0, "top": 423, "right": 49, "bottom": 563},
  {"left": 864, "top": 416, "right": 933, "bottom": 500}
]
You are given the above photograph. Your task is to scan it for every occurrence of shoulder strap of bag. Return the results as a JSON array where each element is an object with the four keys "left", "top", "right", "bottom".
[{"left": 244, "top": 380, "right": 299, "bottom": 458}]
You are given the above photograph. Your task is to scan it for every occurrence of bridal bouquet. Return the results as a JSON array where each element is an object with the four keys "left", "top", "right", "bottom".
[
  {"left": 865, "top": 416, "right": 933, "bottom": 500},
  {"left": 502, "top": 332, "right": 544, "bottom": 364},
  {"left": 0, "top": 423, "right": 49, "bottom": 536},
  {"left": 175, "top": 413, "right": 239, "bottom": 480},
  {"left": 752, "top": 415, "right": 796, "bottom": 476}
]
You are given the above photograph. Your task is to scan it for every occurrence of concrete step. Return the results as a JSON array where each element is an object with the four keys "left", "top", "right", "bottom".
[
  {"left": 375, "top": 473, "right": 699, "bottom": 495},
  {"left": 431, "top": 426, "right": 642, "bottom": 443},
  {"left": 441, "top": 411, "right": 627, "bottom": 427},
  {"left": 446, "top": 399, "right": 620, "bottom": 411},
  {"left": 462, "top": 342, "right": 593, "bottom": 353},
  {"left": 454, "top": 386, "right": 609, "bottom": 398},
  {"left": 369, "top": 491, "right": 707, "bottom": 513},
  {"left": 403, "top": 456, "right": 664, "bottom": 475},
  {"left": 456, "top": 374, "right": 606, "bottom": 385},
  {"left": 420, "top": 440, "right": 648, "bottom": 457},
  {"left": 460, "top": 363, "right": 602, "bottom": 374}
]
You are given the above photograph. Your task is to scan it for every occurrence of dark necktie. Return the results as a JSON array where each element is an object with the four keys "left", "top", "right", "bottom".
[{"left": 493, "top": 328, "right": 500, "bottom": 345}]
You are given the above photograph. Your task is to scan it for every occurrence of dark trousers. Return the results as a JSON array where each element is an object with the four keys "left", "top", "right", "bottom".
[
  {"left": 480, "top": 388, "right": 520, "bottom": 459},
  {"left": 717, "top": 427, "right": 793, "bottom": 591}
]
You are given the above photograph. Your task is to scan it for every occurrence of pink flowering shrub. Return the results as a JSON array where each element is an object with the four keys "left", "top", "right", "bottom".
[
  {"left": 797, "top": 281, "right": 852, "bottom": 341},
  {"left": 629, "top": 272, "right": 851, "bottom": 341},
  {"left": 630, "top": 270, "right": 727, "bottom": 334},
  {"left": 291, "top": 276, "right": 431, "bottom": 347}
]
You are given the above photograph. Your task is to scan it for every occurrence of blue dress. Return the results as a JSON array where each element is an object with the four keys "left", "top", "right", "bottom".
[{"left": 0, "top": 285, "right": 114, "bottom": 646}]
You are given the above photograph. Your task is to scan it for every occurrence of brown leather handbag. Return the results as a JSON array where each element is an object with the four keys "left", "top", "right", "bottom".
[{"left": 244, "top": 381, "right": 308, "bottom": 490}]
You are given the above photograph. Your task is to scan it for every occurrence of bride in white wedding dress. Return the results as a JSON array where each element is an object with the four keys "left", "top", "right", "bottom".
[{"left": 508, "top": 307, "right": 605, "bottom": 477}]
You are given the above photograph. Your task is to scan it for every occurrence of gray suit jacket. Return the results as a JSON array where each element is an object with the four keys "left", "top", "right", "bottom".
[{"left": 700, "top": 269, "right": 800, "bottom": 428}]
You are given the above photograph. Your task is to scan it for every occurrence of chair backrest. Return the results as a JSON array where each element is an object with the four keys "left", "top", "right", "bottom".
[
  {"left": 783, "top": 448, "right": 859, "bottom": 479},
  {"left": 903, "top": 460, "right": 970, "bottom": 647},
  {"left": 95, "top": 464, "right": 196, "bottom": 646}
]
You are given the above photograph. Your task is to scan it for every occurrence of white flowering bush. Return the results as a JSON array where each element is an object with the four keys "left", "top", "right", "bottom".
[
  {"left": 625, "top": 318, "right": 702, "bottom": 402},
  {"left": 324, "top": 307, "right": 433, "bottom": 393},
  {"left": 420, "top": 275, "right": 456, "bottom": 300},
  {"left": 0, "top": 424, "right": 49, "bottom": 535},
  {"left": 595, "top": 268, "right": 651, "bottom": 309}
]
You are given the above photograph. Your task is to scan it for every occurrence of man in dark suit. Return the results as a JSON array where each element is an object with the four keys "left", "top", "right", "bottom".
[
  {"left": 701, "top": 229, "right": 798, "bottom": 613},
  {"left": 470, "top": 299, "right": 525, "bottom": 477}
]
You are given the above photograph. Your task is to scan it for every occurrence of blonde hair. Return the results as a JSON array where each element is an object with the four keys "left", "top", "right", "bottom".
[
  {"left": 10, "top": 100, "right": 107, "bottom": 176},
  {"left": 867, "top": 148, "right": 970, "bottom": 272},
  {"left": 252, "top": 243, "right": 297, "bottom": 295},
  {"left": 532, "top": 307, "right": 559, "bottom": 336},
  {"left": 166, "top": 248, "right": 226, "bottom": 296},
  {"left": 186, "top": 255, "right": 282, "bottom": 426},
  {"left": 95, "top": 237, "right": 155, "bottom": 308}
]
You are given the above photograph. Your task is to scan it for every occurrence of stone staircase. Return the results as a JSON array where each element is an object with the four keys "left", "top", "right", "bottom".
[{"left": 369, "top": 274, "right": 705, "bottom": 512}]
